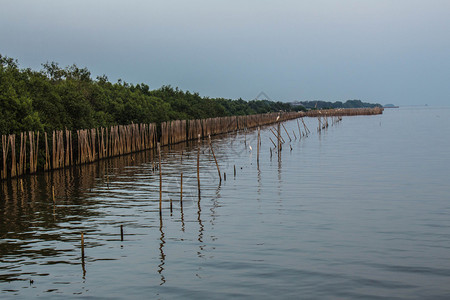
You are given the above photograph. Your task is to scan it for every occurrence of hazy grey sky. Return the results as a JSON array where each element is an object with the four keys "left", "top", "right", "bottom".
[{"left": 1, "top": 0, "right": 449, "bottom": 106}]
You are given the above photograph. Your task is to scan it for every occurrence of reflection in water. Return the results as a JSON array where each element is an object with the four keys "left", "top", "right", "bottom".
[
  {"left": 197, "top": 193, "right": 204, "bottom": 258},
  {"left": 81, "top": 254, "right": 86, "bottom": 280},
  {"left": 158, "top": 217, "right": 166, "bottom": 285},
  {"left": 210, "top": 183, "right": 221, "bottom": 227},
  {"left": 180, "top": 201, "right": 185, "bottom": 232},
  {"left": 277, "top": 157, "right": 282, "bottom": 180},
  {"left": 81, "top": 233, "right": 86, "bottom": 280},
  {"left": 0, "top": 150, "right": 157, "bottom": 283},
  {"left": 1, "top": 112, "right": 450, "bottom": 299},
  {"left": 257, "top": 168, "right": 262, "bottom": 198}
]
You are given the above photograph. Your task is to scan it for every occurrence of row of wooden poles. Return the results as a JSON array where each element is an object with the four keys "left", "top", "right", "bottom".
[
  {"left": 305, "top": 107, "right": 384, "bottom": 117},
  {"left": 0, "top": 108, "right": 382, "bottom": 181},
  {"left": 0, "top": 112, "right": 299, "bottom": 180}
]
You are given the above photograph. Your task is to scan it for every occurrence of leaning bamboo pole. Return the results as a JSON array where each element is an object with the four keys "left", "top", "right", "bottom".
[
  {"left": 208, "top": 135, "right": 221, "bottom": 182},
  {"left": 282, "top": 123, "right": 292, "bottom": 142}
]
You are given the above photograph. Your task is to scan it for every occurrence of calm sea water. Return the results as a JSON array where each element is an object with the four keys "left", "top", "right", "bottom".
[{"left": 1, "top": 107, "right": 450, "bottom": 299}]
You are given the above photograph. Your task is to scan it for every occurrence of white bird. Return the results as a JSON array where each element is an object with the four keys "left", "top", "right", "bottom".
[
  {"left": 249, "top": 145, "right": 252, "bottom": 151},
  {"left": 276, "top": 116, "right": 280, "bottom": 121}
]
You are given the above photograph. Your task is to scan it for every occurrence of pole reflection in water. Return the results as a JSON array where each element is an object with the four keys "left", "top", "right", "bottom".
[
  {"left": 197, "top": 193, "right": 204, "bottom": 258},
  {"left": 1, "top": 121, "right": 303, "bottom": 297},
  {"left": 257, "top": 167, "right": 262, "bottom": 198},
  {"left": 81, "top": 232, "right": 86, "bottom": 280},
  {"left": 180, "top": 172, "right": 185, "bottom": 232},
  {"left": 158, "top": 216, "right": 166, "bottom": 285}
]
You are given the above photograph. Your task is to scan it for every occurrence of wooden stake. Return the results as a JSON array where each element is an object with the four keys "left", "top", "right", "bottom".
[
  {"left": 269, "top": 137, "right": 277, "bottom": 148},
  {"left": 180, "top": 172, "right": 183, "bottom": 205},
  {"left": 301, "top": 118, "right": 310, "bottom": 135},
  {"left": 257, "top": 127, "right": 260, "bottom": 164},
  {"left": 277, "top": 121, "right": 281, "bottom": 158},
  {"left": 158, "top": 143, "right": 162, "bottom": 215},
  {"left": 282, "top": 123, "right": 292, "bottom": 142},
  {"left": 208, "top": 135, "right": 221, "bottom": 182},
  {"left": 1, "top": 135, "right": 9, "bottom": 180},
  {"left": 120, "top": 225, "right": 124, "bottom": 241},
  {"left": 197, "top": 138, "right": 200, "bottom": 194}
]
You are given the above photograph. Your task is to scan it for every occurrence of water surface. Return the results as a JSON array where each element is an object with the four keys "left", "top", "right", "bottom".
[{"left": 1, "top": 107, "right": 450, "bottom": 299}]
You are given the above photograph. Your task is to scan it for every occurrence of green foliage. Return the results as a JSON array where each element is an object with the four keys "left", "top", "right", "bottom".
[
  {"left": 297, "top": 99, "right": 382, "bottom": 110},
  {"left": 0, "top": 54, "right": 301, "bottom": 135}
]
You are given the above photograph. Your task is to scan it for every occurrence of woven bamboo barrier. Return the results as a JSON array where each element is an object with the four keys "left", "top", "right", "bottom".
[
  {"left": 0, "top": 107, "right": 381, "bottom": 180},
  {"left": 0, "top": 123, "right": 157, "bottom": 180},
  {"left": 305, "top": 107, "right": 383, "bottom": 117}
]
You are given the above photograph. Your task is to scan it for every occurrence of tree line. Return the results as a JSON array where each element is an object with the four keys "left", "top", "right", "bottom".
[
  {"left": 0, "top": 54, "right": 302, "bottom": 135},
  {"left": 294, "top": 100, "right": 382, "bottom": 110}
]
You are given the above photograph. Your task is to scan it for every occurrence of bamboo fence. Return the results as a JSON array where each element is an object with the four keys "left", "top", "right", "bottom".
[{"left": 0, "top": 108, "right": 382, "bottom": 180}]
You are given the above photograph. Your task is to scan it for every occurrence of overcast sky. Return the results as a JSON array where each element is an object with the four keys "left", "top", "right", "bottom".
[{"left": 1, "top": 0, "right": 449, "bottom": 106}]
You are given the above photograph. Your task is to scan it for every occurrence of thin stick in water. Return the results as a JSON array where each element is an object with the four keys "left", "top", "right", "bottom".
[
  {"left": 180, "top": 172, "right": 183, "bottom": 205},
  {"left": 197, "top": 136, "right": 200, "bottom": 195},
  {"left": 282, "top": 123, "right": 292, "bottom": 142},
  {"left": 257, "top": 127, "right": 260, "bottom": 164},
  {"left": 158, "top": 143, "right": 162, "bottom": 216},
  {"left": 208, "top": 135, "right": 221, "bottom": 182}
]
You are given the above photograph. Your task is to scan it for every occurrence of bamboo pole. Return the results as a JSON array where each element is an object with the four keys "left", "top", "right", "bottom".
[
  {"left": 269, "top": 137, "right": 277, "bottom": 148},
  {"left": 18, "top": 132, "right": 26, "bottom": 176},
  {"left": 10, "top": 135, "right": 16, "bottom": 178},
  {"left": 180, "top": 172, "right": 183, "bottom": 205},
  {"left": 208, "top": 135, "right": 221, "bottom": 182},
  {"left": 301, "top": 118, "right": 310, "bottom": 135},
  {"left": 277, "top": 121, "right": 281, "bottom": 158},
  {"left": 45, "top": 132, "right": 49, "bottom": 170},
  {"left": 158, "top": 142, "right": 162, "bottom": 216},
  {"left": 257, "top": 126, "right": 260, "bottom": 164},
  {"left": 29, "top": 132, "right": 34, "bottom": 174},
  {"left": 197, "top": 136, "right": 200, "bottom": 195},
  {"left": 52, "top": 131, "right": 56, "bottom": 169},
  {"left": 282, "top": 123, "right": 292, "bottom": 142},
  {"left": 1, "top": 135, "right": 8, "bottom": 179}
]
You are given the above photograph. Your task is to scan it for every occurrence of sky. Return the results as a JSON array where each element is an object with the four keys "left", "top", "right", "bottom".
[{"left": 1, "top": 0, "right": 449, "bottom": 106}]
